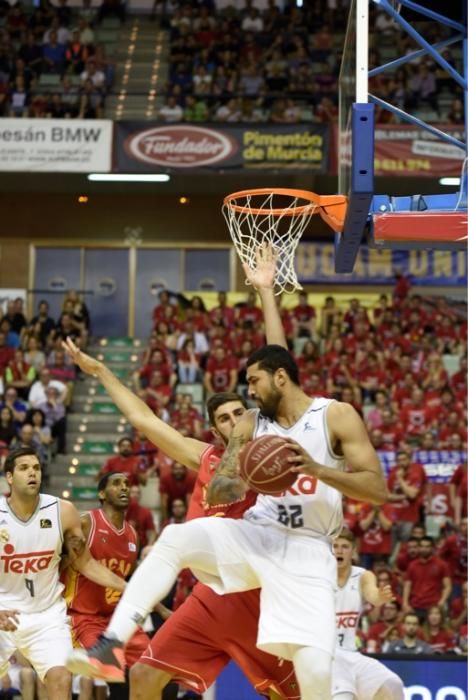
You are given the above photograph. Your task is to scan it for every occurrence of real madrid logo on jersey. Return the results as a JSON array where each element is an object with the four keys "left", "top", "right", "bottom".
[{"left": 0, "top": 527, "right": 9, "bottom": 543}]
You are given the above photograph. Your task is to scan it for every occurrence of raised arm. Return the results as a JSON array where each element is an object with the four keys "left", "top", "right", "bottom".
[
  {"left": 243, "top": 244, "right": 288, "bottom": 349},
  {"left": 205, "top": 410, "right": 256, "bottom": 506},
  {"left": 62, "top": 337, "right": 207, "bottom": 471},
  {"left": 288, "top": 401, "right": 388, "bottom": 505}
]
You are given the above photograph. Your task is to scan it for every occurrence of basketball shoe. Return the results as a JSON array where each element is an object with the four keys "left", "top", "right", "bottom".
[{"left": 66, "top": 634, "right": 126, "bottom": 682}]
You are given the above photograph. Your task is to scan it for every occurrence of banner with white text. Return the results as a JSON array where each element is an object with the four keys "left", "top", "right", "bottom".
[
  {"left": 115, "top": 122, "right": 329, "bottom": 172},
  {"left": 0, "top": 119, "right": 113, "bottom": 172},
  {"left": 296, "top": 243, "right": 467, "bottom": 286}
]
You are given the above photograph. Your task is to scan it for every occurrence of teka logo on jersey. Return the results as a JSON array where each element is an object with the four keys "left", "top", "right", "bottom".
[
  {"left": 336, "top": 611, "right": 359, "bottom": 629},
  {"left": 1, "top": 543, "right": 54, "bottom": 574},
  {"left": 124, "top": 126, "right": 237, "bottom": 168}
]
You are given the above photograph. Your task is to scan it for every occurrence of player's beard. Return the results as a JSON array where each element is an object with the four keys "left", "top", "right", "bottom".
[{"left": 258, "top": 381, "right": 282, "bottom": 420}]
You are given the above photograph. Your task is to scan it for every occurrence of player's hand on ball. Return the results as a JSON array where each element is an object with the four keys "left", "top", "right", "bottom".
[
  {"left": 0, "top": 610, "right": 20, "bottom": 631},
  {"left": 242, "top": 243, "right": 277, "bottom": 290},
  {"left": 284, "top": 439, "right": 323, "bottom": 477},
  {"left": 62, "top": 337, "right": 102, "bottom": 376}
]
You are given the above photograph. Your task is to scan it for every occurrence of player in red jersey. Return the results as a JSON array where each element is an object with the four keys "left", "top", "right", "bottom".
[
  {"left": 63, "top": 247, "right": 299, "bottom": 699},
  {"left": 63, "top": 472, "right": 157, "bottom": 698}
]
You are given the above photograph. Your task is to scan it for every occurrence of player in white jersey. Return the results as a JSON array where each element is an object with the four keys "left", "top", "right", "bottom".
[
  {"left": 66, "top": 337, "right": 387, "bottom": 700},
  {"left": 0, "top": 447, "right": 128, "bottom": 699},
  {"left": 332, "top": 529, "right": 404, "bottom": 700}
]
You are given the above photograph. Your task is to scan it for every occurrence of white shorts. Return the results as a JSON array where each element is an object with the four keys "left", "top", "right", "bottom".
[
  {"left": 0, "top": 599, "right": 73, "bottom": 682},
  {"left": 332, "top": 648, "right": 399, "bottom": 699},
  {"left": 190, "top": 517, "right": 337, "bottom": 660}
]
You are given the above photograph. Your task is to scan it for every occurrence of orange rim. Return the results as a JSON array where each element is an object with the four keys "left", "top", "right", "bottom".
[{"left": 223, "top": 188, "right": 347, "bottom": 231}]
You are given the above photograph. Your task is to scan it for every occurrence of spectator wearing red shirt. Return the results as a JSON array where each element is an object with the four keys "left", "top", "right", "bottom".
[
  {"left": 291, "top": 291, "right": 316, "bottom": 338},
  {"left": 393, "top": 270, "right": 411, "bottom": 306},
  {"left": 366, "top": 601, "right": 404, "bottom": 653},
  {"left": 396, "top": 536, "right": 421, "bottom": 573},
  {"left": 159, "top": 461, "right": 196, "bottom": 522},
  {"left": 204, "top": 345, "right": 238, "bottom": 394},
  {"left": 450, "top": 581, "right": 467, "bottom": 631},
  {"left": 296, "top": 340, "right": 321, "bottom": 374},
  {"left": 137, "top": 348, "right": 176, "bottom": 391},
  {"left": 388, "top": 450, "right": 427, "bottom": 541},
  {"left": 0, "top": 331, "right": 14, "bottom": 375},
  {"left": 152, "top": 289, "right": 178, "bottom": 326},
  {"left": 160, "top": 497, "right": 187, "bottom": 531},
  {"left": 208, "top": 291, "right": 235, "bottom": 329},
  {"left": 126, "top": 484, "right": 157, "bottom": 551},
  {"left": 449, "top": 463, "right": 468, "bottom": 523},
  {"left": 357, "top": 353, "right": 387, "bottom": 402},
  {"left": 99, "top": 436, "right": 147, "bottom": 487},
  {"left": 235, "top": 291, "right": 263, "bottom": 327},
  {"left": 379, "top": 409, "right": 405, "bottom": 451},
  {"left": 142, "top": 369, "right": 173, "bottom": 413},
  {"left": 170, "top": 402, "right": 202, "bottom": 439},
  {"left": 439, "top": 413, "right": 467, "bottom": 449},
  {"left": 422, "top": 606, "right": 456, "bottom": 653},
  {"left": 399, "top": 387, "right": 436, "bottom": 438},
  {"left": 403, "top": 537, "right": 452, "bottom": 619},
  {"left": 450, "top": 356, "right": 467, "bottom": 396},
  {"left": 438, "top": 518, "right": 468, "bottom": 593},
  {"left": 357, "top": 502, "right": 396, "bottom": 568}
]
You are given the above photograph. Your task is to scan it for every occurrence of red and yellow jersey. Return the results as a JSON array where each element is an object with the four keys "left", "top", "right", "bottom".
[
  {"left": 64, "top": 509, "right": 138, "bottom": 616},
  {"left": 186, "top": 444, "right": 257, "bottom": 521}
]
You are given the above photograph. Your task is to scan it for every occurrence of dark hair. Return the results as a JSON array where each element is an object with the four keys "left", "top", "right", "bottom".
[
  {"left": 97, "top": 471, "right": 127, "bottom": 502},
  {"left": 26, "top": 408, "right": 45, "bottom": 426},
  {"left": 4, "top": 447, "right": 40, "bottom": 474},
  {"left": 117, "top": 436, "right": 133, "bottom": 448},
  {"left": 420, "top": 536, "right": 434, "bottom": 546},
  {"left": 206, "top": 392, "right": 247, "bottom": 426},
  {"left": 246, "top": 345, "right": 299, "bottom": 385}
]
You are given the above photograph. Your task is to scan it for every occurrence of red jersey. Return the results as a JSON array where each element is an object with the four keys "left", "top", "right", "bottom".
[
  {"left": 100, "top": 455, "right": 146, "bottom": 486},
  {"left": 159, "top": 469, "right": 196, "bottom": 505},
  {"left": 405, "top": 556, "right": 450, "bottom": 609},
  {"left": 205, "top": 356, "right": 238, "bottom": 392},
  {"left": 187, "top": 444, "right": 257, "bottom": 520},
  {"left": 357, "top": 503, "right": 395, "bottom": 555},
  {"left": 438, "top": 533, "right": 468, "bottom": 584},
  {"left": 66, "top": 509, "right": 138, "bottom": 616},
  {"left": 423, "top": 628, "right": 456, "bottom": 653},
  {"left": 126, "top": 500, "right": 156, "bottom": 549},
  {"left": 387, "top": 463, "right": 426, "bottom": 523},
  {"left": 399, "top": 402, "right": 436, "bottom": 435}
]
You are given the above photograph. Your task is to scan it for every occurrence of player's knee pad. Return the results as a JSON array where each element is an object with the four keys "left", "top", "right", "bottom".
[{"left": 374, "top": 674, "right": 405, "bottom": 700}]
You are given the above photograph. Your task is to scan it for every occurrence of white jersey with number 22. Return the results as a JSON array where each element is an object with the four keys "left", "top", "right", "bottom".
[{"left": 244, "top": 398, "right": 344, "bottom": 540}]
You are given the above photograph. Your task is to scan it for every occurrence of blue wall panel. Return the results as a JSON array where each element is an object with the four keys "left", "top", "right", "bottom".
[
  {"left": 134, "top": 249, "right": 182, "bottom": 338},
  {"left": 33, "top": 248, "right": 81, "bottom": 320},
  {"left": 83, "top": 249, "right": 129, "bottom": 336}
]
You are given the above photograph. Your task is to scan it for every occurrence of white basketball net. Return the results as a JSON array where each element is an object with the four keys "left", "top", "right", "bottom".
[{"left": 223, "top": 191, "right": 318, "bottom": 295}]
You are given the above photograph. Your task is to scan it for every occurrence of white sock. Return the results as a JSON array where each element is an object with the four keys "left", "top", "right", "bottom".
[{"left": 105, "top": 521, "right": 218, "bottom": 643}]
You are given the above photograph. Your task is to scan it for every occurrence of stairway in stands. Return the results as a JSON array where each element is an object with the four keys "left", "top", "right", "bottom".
[
  {"left": 106, "top": 17, "right": 170, "bottom": 120},
  {"left": 48, "top": 338, "right": 141, "bottom": 512}
]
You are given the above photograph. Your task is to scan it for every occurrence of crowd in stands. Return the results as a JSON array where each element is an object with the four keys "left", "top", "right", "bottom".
[
  {"left": 0, "top": 0, "right": 115, "bottom": 118},
  {"left": 0, "top": 291, "right": 90, "bottom": 475},
  {"left": 0, "top": 277, "right": 466, "bottom": 659},
  {"left": 103, "top": 278, "right": 466, "bottom": 654},
  {"left": 157, "top": 0, "right": 464, "bottom": 124}
]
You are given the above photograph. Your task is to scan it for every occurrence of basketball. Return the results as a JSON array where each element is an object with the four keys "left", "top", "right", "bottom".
[{"left": 239, "top": 435, "right": 296, "bottom": 495}]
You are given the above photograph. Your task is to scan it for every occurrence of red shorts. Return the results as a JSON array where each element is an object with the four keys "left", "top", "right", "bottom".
[
  {"left": 70, "top": 612, "right": 150, "bottom": 667},
  {"left": 140, "top": 584, "right": 299, "bottom": 699}
]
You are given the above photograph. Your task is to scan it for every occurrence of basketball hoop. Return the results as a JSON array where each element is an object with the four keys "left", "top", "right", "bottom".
[{"left": 223, "top": 188, "right": 347, "bottom": 294}]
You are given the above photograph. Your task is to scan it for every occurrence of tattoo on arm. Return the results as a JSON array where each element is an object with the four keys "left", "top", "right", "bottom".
[{"left": 206, "top": 435, "right": 248, "bottom": 506}]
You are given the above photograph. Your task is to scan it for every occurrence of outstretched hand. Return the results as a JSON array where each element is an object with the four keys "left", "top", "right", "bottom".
[
  {"left": 62, "top": 337, "right": 101, "bottom": 376},
  {"left": 242, "top": 243, "right": 277, "bottom": 290}
]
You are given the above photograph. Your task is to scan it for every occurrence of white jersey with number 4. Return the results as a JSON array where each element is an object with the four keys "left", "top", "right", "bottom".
[
  {"left": 244, "top": 398, "right": 344, "bottom": 539},
  {"left": 0, "top": 493, "right": 64, "bottom": 613},
  {"left": 336, "top": 565, "right": 366, "bottom": 651}
]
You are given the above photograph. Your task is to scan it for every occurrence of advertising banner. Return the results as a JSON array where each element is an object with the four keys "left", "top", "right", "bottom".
[
  {"left": 216, "top": 658, "right": 467, "bottom": 700},
  {"left": 374, "top": 124, "right": 465, "bottom": 177},
  {"left": 115, "top": 122, "right": 329, "bottom": 172},
  {"left": 0, "top": 119, "right": 113, "bottom": 172},
  {"left": 296, "top": 243, "right": 467, "bottom": 286}
]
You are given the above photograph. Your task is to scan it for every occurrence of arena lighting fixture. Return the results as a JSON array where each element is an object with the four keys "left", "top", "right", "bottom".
[
  {"left": 87, "top": 174, "right": 170, "bottom": 183},
  {"left": 439, "top": 177, "right": 460, "bottom": 186}
]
